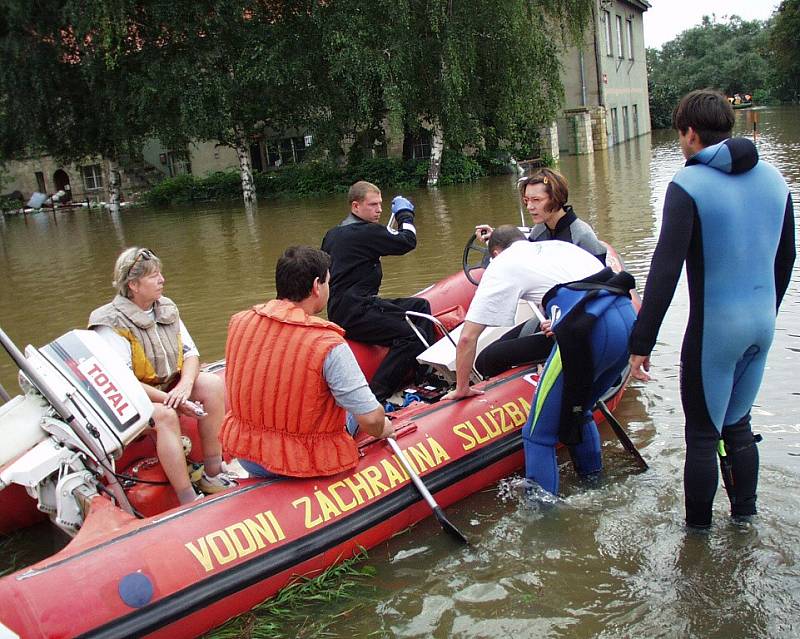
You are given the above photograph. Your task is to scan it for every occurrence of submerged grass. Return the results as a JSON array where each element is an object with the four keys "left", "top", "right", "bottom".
[
  {"left": 0, "top": 529, "right": 35, "bottom": 577},
  {"left": 205, "top": 550, "right": 377, "bottom": 639}
]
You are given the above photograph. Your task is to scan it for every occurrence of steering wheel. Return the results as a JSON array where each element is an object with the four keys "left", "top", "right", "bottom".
[{"left": 462, "top": 232, "right": 491, "bottom": 286}]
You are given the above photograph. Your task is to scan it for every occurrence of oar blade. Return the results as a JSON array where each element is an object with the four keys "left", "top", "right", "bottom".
[
  {"left": 433, "top": 506, "right": 469, "bottom": 545},
  {"left": 596, "top": 401, "right": 649, "bottom": 470}
]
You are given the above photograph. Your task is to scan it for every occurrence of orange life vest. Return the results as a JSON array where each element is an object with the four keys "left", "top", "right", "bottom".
[{"left": 220, "top": 299, "right": 358, "bottom": 477}]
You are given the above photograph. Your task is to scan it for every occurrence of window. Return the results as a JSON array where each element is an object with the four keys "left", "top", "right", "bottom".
[
  {"left": 82, "top": 164, "right": 104, "bottom": 190},
  {"left": 633, "top": 104, "right": 639, "bottom": 136},
  {"left": 411, "top": 130, "right": 432, "bottom": 160},
  {"left": 616, "top": 16, "right": 624, "bottom": 58},
  {"left": 264, "top": 136, "right": 308, "bottom": 167},
  {"left": 604, "top": 10, "right": 613, "bottom": 56},
  {"left": 35, "top": 171, "right": 46, "bottom": 193},
  {"left": 622, "top": 105, "right": 629, "bottom": 141},
  {"left": 626, "top": 19, "right": 634, "bottom": 59},
  {"left": 610, "top": 107, "right": 619, "bottom": 146}
]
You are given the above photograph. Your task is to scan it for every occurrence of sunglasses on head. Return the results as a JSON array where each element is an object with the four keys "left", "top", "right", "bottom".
[{"left": 125, "top": 248, "right": 154, "bottom": 280}]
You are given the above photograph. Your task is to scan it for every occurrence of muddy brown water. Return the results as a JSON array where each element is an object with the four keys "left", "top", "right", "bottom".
[{"left": 1, "top": 106, "right": 798, "bottom": 637}]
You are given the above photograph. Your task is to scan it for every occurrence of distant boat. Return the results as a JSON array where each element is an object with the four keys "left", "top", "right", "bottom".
[{"left": 733, "top": 101, "right": 753, "bottom": 110}]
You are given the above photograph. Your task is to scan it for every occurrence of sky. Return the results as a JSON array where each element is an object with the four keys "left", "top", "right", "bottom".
[{"left": 643, "top": 0, "right": 780, "bottom": 49}]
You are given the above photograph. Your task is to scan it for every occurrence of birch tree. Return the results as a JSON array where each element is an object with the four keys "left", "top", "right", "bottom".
[
  {"left": 93, "top": 1, "right": 316, "bottom": 212},
  {"left": 399, "top": 0, "right": 594, "bottom": 184}
]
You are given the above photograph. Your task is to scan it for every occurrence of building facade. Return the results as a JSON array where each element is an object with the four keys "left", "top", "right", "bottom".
[{"left": 548, "top": 0, "right": 651, "bottom": 158}]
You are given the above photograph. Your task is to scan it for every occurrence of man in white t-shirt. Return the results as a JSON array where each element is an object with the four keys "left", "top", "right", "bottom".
[{"left": 443, "top": 225, "right": 601, "bottom": 401}]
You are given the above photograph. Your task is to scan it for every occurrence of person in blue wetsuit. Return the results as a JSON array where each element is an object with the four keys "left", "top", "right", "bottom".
[
  {"left": 441, "top": 225, "right": 636, "bottom": 494},
  {"left": 629, "top": 89, "right": 796, "bottom": 529},
  {"left": 524, "top": 266, "right": 637, "bottom": 494}
]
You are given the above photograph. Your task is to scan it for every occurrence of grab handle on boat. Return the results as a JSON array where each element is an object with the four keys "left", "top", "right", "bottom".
[
  {"left": 387, "top": 437, "right": 468, "bottom": 545},
  {"left": 404, "top": 310, "right": 483, "bottom": 382}
]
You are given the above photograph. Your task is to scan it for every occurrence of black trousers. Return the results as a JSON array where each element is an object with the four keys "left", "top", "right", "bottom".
[
  {"left": 475, "top": 321, "right": 553, "bottom": 378},
  {"left": 340, "top": 296, "right": 434, "bottom": 401}
]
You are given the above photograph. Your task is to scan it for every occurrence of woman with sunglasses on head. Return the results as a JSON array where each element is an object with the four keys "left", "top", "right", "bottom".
[{"left": 89, "top": 247, "right": 235, "bottom": 504}]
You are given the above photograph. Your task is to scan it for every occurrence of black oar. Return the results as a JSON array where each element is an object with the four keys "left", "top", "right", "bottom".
[
  {"left": 595, "top": 399, "right": 648, "bottom": 470},
  {"left": 387, "top": 437, "right": 469, "bottom": 544}
]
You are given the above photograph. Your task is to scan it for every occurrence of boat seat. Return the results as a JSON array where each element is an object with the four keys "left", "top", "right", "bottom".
[{"left": 416, "top": 299, "right": 539, "bottom": 379}]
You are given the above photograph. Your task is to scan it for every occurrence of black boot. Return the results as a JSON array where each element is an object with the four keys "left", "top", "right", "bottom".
[{"left": 721, "top": 415, "right": 760, "bottom": 519}]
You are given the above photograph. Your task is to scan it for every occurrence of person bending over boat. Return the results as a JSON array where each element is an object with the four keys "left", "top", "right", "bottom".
[
  {"left": 89, "top": 247, "right": 234, "bottom": 504},
  {"left": 472, "top": 226, "right": 611, "bottom": 377},
  {"left": 221, "top": 246, "right": 394, "bottom": 479},
  {"left": 475, "top": 168, "right": 606, "bottom": 264},
  {"left": 629, "top": 89, "right": 796, "bottom": 529},
  {"left": 321, "top": 181, "right": 435, "bottom": 403},
  {"left": 443, "top": 226, "right": 636, "bottom": 495}
]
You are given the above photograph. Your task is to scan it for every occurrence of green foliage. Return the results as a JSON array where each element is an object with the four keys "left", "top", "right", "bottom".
[
  {"left": 0, "top": 0, "right": 591, "bottom": 203},
  {"left": 647, "top": 14, "right": 783, "bottom": 129},
  {"left": 399, "top": 0, "right": 590, "bottom": 152},
  {"left": 0, "top": 1, "right": 148, "bottom": 163},
  {"left": 0, "top": 195, "right": 22, "bottom": 212},
  {"left": 437, "top": 151, "right": 485, "bottom": 185},
  {"left": 142, "top": 150, "right": 502, "bottom": 206},
  {"left": 205, "top": 550, "right": 376, "bottom": 639},
  {"left": 769, "top": 0, "right": 800, "bottom": 101}
]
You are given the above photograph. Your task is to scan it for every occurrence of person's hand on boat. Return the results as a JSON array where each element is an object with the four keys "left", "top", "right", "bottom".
[
  {"left": 377, "top": 416, "right": 395, "bottom": 439},
  {"left": 629, "top": 354, "right": 651, "bottom": 382},
  {"left": 475, "top": 225, "right": 493, "bottom": 244},
  {"left": 442, "top": 386, "right": 484, "bottom": 401}
]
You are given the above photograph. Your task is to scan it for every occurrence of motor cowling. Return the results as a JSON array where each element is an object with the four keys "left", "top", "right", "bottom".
[{"left": 0, "top": 329, "right": 153, "bottom": 533}]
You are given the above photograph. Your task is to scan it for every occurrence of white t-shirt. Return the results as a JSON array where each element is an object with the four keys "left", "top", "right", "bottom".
[{"left": 466, "top": 240, "right": 603, "bottom": 327}]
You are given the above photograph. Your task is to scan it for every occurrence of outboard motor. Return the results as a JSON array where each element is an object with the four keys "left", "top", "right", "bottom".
[{"left": 0, "top": 329, "right": 152, "bottom": 534}]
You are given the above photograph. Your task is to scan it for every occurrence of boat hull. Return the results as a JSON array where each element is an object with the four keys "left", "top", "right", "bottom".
[
  {"left": 0, "top": 253, "right": 634, "bottom": 638},
  {"left": 0, "top": 366, "right": 573, "bottom": 638}
]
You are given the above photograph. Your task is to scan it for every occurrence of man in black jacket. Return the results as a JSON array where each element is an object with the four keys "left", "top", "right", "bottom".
[{"left": 321, "top": 181, "right": 434, "bottom": 403}]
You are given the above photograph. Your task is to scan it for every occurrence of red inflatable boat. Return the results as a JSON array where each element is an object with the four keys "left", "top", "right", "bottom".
[{"left": 0, "top": 247, "right": 636, "bottom": 639}]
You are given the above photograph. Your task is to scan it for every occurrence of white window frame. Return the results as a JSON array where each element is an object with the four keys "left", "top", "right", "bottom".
[
  {"left": 626, "top": 18, "right": 634, "bottom": 60},
  {"left": 616, "top": 15, "right": 624, "bottom": 58},
  {"left": 82, "top": 164, "right": 104, "bottom": 190},
  {"left": 604, "top": 10, "right": 613, "bottom": 56}
]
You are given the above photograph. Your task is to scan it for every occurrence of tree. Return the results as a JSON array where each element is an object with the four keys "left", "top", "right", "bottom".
[
  {"left": 0, "top": 1, "right": 153, "bottom": 210},
  {"left": 397, "top": 0, "right": 593, "bottom": 184},
  {"left": 769, "top": 0, "right": 800, "bottom": 101},
  {"left": 1, "top": 0, "right": 596, "bottom": 205},
  {"left": 646, "top": 15, "right": 772, "bottom": 128},
  {"left": 77, "top": 1, "right": 320, "bottom": 211}
]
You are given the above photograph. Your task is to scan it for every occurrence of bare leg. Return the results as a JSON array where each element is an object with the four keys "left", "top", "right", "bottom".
[
  {"left": 152, "top": 403, "right": 195, "bottom": 504},
  {"left": 191, "top": 371, "right": 225, "bottom": 477}
]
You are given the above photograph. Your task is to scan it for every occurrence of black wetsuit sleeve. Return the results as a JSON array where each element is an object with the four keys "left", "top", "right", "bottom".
[
  {"left": 364, "top": 224, "right": 417, "bottom": 257},
  {"left": 628, "top": 182, "right": 695, "bottom": 355},
  {"left": 774, "top": 193, "right": 796, "bottom": 312}
]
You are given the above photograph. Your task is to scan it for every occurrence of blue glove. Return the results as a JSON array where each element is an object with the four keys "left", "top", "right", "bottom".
[{"left": 391, "top": 196, "right": 415, "bottom": 225}]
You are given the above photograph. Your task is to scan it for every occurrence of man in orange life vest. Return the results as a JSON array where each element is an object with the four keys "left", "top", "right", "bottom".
[{"left": 221, "top": 246, "right": 395, "bottom": 479}]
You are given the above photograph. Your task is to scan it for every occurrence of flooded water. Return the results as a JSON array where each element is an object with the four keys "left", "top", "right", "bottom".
[{"left": 1, "top": 106, "right": 799, "bottom": 637}]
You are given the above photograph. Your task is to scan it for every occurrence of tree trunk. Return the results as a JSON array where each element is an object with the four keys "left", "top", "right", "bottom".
[
  {"left": 427, "top": 121, "right": 444, "bottom": 186},
  {"left": 106, "top": 159, "right": 121, "bottom": 213},
  {"left": 233, "top": 125, "right": 257, "bottom": 211}
]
